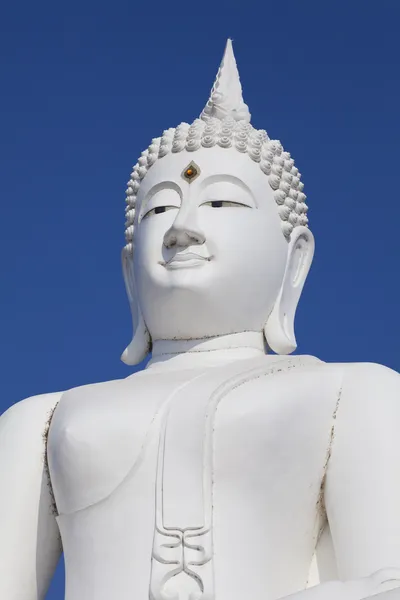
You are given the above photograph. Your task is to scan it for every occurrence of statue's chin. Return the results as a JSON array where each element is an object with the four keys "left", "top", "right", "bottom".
[{"left": 137, "top": 268, "right": 276, "bottom": 343}]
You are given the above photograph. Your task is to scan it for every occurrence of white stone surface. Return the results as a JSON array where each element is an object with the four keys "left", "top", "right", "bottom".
[{"left": 0, "top": 40, "right": 399, "bottom": 600}]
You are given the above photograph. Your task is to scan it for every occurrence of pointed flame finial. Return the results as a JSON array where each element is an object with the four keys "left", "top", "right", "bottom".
[{"left": 200, "top": 39, "right": 251, "bottom": 123}]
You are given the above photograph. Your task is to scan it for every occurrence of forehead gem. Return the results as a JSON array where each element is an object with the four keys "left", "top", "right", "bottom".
[{"left": 182, "top": 161, "right": 200, "bottom": 183}]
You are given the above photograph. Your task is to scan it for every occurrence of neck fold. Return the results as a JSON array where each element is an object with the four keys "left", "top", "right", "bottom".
[{"left": 146, "top": 331, "right": 266, "bottom": 371}]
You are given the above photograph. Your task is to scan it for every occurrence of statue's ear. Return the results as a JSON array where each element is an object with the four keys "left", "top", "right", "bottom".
[
  {"left": 121, "top": 248, "right": 151, "bottom": 365},
  {"left": 264, "top": 226, "right": 314, "bottom": 355}
]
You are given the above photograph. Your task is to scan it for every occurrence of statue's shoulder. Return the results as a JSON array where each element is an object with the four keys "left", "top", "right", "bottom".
[
  {"left": 0, "top": 391, "right": 63, "bottom": 448},
  {"left": 0, "top": 374, "right": 134, "bottom": 429},
  {"left": 323, "top": 360, "right": 399, "bottom": 382},
  {"left": 298, "top": 356, "right": 399, "bottom": 381},
  {"left": 51, "top": 372, "right": 151, "bottom": 417},
  {"left": 320, "top": 362, "right": 400, "bottom": 484},
  {"left": 277, "top": 356, "right": 399, "bottom": 404},
  {"left": 321, "top": 360, "right": 399, "bottom": 413},
  {"left": 1, "top": 390, "right": 63, "bottom": 423},
  {"left": 58, "top": 376, "right": 126, "bottom": 404}
]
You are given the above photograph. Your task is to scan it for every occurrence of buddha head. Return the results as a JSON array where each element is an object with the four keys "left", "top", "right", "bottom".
[{"left": 121, "top": 40, "right": 314, "bottom": 365}]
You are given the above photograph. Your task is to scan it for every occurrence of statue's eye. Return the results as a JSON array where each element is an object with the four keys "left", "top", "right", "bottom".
[
  {"left": 142, "top": 206, "right": 177, "bottom": 219},
  {"left": 202, "top": 201, "right": 249, "bottom": 208}
]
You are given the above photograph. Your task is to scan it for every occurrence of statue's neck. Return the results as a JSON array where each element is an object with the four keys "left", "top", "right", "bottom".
[{"left": 146, "top": 331, "right": 267, "bottom": 371}]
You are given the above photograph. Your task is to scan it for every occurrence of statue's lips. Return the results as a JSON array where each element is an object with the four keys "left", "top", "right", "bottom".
[{"left": 160, "top": 252, "right": 212, "bottom": 270}]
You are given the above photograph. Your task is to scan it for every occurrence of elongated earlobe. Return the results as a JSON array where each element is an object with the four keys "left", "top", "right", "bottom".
[
  {"left": 264, "top": 226, "right": 314, "bottom": 354},
  {"left": 121, "top": 249, "right": 151, "bottom": 365}
]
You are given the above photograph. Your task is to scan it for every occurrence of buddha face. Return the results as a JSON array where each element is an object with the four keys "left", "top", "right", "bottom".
[{"left": 131, "top": 146, "right": 291, "bottom": 341}]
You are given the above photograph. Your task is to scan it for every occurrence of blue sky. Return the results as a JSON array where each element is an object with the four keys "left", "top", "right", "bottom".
[{"left": 1, "top": 1, "right": 399, "bottom": 597}]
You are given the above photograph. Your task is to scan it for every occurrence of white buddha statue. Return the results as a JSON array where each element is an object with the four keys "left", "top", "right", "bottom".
[{"left": 1, "top": 40, "right": 400, "bottom": 600}]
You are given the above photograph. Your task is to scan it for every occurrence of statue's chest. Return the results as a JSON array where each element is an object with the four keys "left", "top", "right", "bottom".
[
  {"left": 49, "top": 360, "right": 342, "bottom": 600},
  {"left": 48, "top": 358, "right": 339, "bottom": 521},
  {"left": 48, "top": 368, "right": 205, "bottom": 515}
]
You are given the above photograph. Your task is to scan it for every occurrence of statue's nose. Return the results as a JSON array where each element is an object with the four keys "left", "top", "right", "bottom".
[{"left": 163, "top": 206, "right": 206, "bottom": 249}]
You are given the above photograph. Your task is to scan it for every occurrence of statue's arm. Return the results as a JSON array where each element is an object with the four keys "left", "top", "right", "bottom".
[
  {"left": 277, "top": 363, "right": 400, "bottom": 600},
  {"left": 324, "top": 363, "right": 400, "bottom": 581},
  {"left": 0, "top": 392, "right": 63, "bottom": 600}
]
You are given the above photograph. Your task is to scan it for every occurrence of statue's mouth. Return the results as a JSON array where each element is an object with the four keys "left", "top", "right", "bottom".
[{"left": 160, "top": 252, "right": 212, "bottom": 270}]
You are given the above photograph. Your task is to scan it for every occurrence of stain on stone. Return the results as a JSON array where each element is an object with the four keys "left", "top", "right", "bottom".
[{"left": 42, "top": 402, "right": 59, "bottom": 517}]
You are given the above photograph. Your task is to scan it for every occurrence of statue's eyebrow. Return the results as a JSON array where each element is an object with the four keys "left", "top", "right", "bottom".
[
  {"left": 139, "top": 182, "right": 182, "bottom": 219},
  {"left": 199, "top": 174, "right": 253, "bottom": 192},
  {"left": 198, "top": 175, "right": 257, "bottom": 206},
  {"left": 143, "top": 181, "right": 183, "bottom": 201}
]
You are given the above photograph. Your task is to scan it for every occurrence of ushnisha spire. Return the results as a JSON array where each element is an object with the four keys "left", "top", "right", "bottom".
[{"left": 200, "top": 39, "right": 251, "bottom": 123}]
